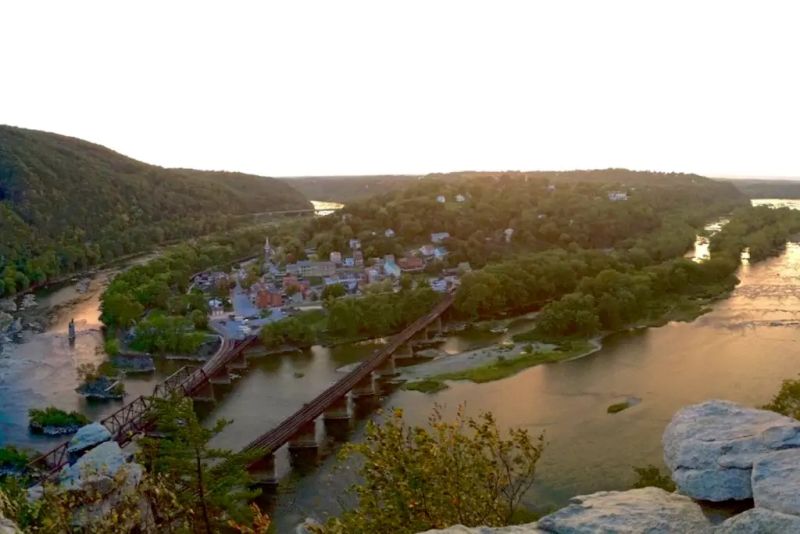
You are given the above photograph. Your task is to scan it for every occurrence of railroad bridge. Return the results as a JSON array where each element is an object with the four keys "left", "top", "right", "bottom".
[{"left": 28, "top": 293, "right": 455, "bottom": 481}]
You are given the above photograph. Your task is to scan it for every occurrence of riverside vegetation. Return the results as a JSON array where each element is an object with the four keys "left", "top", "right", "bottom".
[{"left": 403, "top": 205, "right": 800, "bottom": 392}]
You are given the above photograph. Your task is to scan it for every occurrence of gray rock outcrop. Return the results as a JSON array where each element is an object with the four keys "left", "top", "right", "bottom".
[
  {"left": 663, "top": 399, "right": 800, "bottom": 501},
  {"left": 0, "top": 517, "right": 22, "bottom": 534},
  {"left": 419, "top": 525, "right": 543, "bottom": 533},
  {"left": 751, "top": 448, "right": 800, "bottom": 516},
  {"left": 536, "top": 487, "right": 712, "bottom": 533},
  {"left": 67, "top": 422, "right": 112, "bottom": 461},
  {"left": 419, "top": 488, "right": 711, "bottom": 533},
  {"left": 713, "top": 508, "right": 800, "bottom": 533}
]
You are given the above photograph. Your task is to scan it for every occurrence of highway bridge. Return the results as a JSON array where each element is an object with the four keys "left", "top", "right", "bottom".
[{"left": 28, "top": 293, "right": 454, "bottom": 481}]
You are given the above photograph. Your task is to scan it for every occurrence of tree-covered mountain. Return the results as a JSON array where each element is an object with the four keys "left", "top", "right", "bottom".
[{"left": 0, "top": 125, "right": 309, "bottom": 296}]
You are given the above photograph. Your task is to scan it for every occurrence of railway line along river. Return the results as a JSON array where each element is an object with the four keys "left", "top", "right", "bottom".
[{"left": 4, "top": 200, "right": 800, "bottom": 530}]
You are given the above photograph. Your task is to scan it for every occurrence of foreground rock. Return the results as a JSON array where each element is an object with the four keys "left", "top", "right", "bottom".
[
  {"left": 419, "top": 488, "right": 711, "bottom": 533},
  {"left": 663, "top": 399, "right": 800, "bottom": 501},
  {"left": 714, "top": 508, "right": 800, "bottom": 533},
  {"left": 0, "top": 518, "right": 22, "bottom": 534},
  {"left": 537, "top": 487, "right": 712, "bottom": 533},
  {"left": 67, "top": 422, "right": 112, "bottom": 461},
  {"left": 751, "top": 448, "right": 800, "bottom": 516}
]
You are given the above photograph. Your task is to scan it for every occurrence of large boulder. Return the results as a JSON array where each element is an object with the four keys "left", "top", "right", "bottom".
[
  {"left": 751, "top": 448, "right": 800, "bottom": 515},
  {"left": 663, "top": 400, "right": 800, "bottom": 501},
  {"left": 58, "top": 441, "right": 151, "bottom": 529},
  {"left": 418, "top": 488, "right": 711, "bottom": 534},
  {"left": 0, "top": 518, "right": 22, "bottom": 534},
  {"left": 536, "top": 487, "right": 712, "bottom": 533},
  {"left": 419, "top": 525, "right": 543, "bottom": 533},
  {"left": 60, "top": 441, "right": 136, "bottom": 491},
  {"left": 66, "top": 422, "right": 112, "bottom": 461},
  {"left": 714, "top": 508, "right": 800, "bottom": 533}
]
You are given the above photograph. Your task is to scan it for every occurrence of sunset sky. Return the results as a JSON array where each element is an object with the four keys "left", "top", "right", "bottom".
[{"left": 2, "top": 1, "right": 799, "bottom": 178}]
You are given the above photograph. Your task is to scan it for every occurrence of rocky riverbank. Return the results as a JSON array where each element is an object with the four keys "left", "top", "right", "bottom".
[{"left": 423, "top": 399, "right": 800, "bottom": 533}]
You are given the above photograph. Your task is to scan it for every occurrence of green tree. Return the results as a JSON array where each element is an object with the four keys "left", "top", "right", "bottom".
[
  {"left": 763, "top": 377, "right": 800, "bottom": 419},
  {"left": 321, "top": 407, "right": 545, "bottom": 533},
  {"left": 321, "top": 283, "right": 346, "bottom": 300},
  {"left": 138, "top": 395, "right": 258, "bottom": 533}
]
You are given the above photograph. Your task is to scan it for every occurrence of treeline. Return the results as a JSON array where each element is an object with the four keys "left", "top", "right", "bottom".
[
  {"left": 0, "top": 125, "right": 309, "bottom": 297},
  {"left": 528, "top": 206, "right": 800, "bottom": 339},
  {"left": 284, "top": 169, "right": 744, "bottom": 269},
  {"left": 260, "top": 286, "right": 440, "bottom": 348}
]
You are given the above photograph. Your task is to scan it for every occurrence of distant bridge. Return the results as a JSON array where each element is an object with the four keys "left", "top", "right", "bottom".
[
  {"left": 28, "top": 293, "right": 454, "bottom": 482},
  {"left": 242, "top": 292, "right": 455, "bottom": 484}
]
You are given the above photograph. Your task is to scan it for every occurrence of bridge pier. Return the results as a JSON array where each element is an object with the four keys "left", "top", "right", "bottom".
[
  {"left": 191, "top": 381, "right": 215, "bottom": 403},
  {"left": 227, "top": 351, "right": 248, "bottom": 370},
  {"left": 289, "top": 420, "right": 318, "bottom": 450},
  {"left": 323, "top": 396, "right": 351, "bottom": 439},
  {"left": 393, "top": 342, "right": 414, "bottom": 363},
  {"left": 375, "top": 354, "right": 397, "bottom": 378},
  {"left": 208, "top": 368, "right": 231, "bottom": 385},
  {"left": 249, "top": 454, "right": 277, "bottom": 488},
  {"left": 350, "top": 375, "right": 376, "bottom": 400}
]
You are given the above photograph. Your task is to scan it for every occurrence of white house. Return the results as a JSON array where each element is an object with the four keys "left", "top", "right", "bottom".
[
  {"left": 455, "top": 194, "right": 466, "bottom": 203},
  {"left": 504, "top": 228, "right": 515, "bottom": 243},
  {"left": 436, "top": 195, "right": 446, "bottom": 203},
  {"left": 329, "top": 251, "right": 342, "bottom": 264},
  {"left": 419, "top": 244, "right": 436, "bottom": 257},
  {"left": 431, "top": 232, "right": 450, "bottom": 243},
  {"left": 349, "top": 239, "right": 361, "bottom": 250},
  {"left": 385, "top": 228, "right": 396, "bottom": 238},
  {"left": 608, "top": 191, "right": 628, "bottom": 201}
]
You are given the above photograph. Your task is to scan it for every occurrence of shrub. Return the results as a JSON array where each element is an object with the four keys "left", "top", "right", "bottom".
[{"left": 28, "top": 407, "right": 89, "bottom": 429}]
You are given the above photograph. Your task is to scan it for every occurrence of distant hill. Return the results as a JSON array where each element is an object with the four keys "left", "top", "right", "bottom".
[
  {"left": 0, "top": 125, "right": 309, "bottom": 295},
  {"left": 716, "top": 178, "right": 800, "bottom": 199},
  {"left": 280, "top": 175, "right": 419, "bottom": 202},
  {"left": 282, "top": 169, "right": 728, "bottom": 203}
]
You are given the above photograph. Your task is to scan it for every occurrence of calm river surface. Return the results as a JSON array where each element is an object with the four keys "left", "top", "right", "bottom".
[{"left": 3, "top": 199, "right": 800, "bottom": 530}]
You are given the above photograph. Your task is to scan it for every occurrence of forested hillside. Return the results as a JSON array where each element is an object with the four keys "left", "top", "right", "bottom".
[
  {"left": 294, "top": 169, "right": 746, "bottom": 269},
  {"left": 719, "top": 178, "right": 800, "bottom": 199},
  {"left": 0, "top": 125, "right": 309, "bottom": 296}
]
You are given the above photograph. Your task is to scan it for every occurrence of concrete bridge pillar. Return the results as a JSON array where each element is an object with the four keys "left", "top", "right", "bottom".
[
  {"left": 324, "top": 396, "right": 351, "bottom": 439},
  {"left": 432, "top": 315, "right": 443, "bottom": 335},
  {"left": 394, "top": 342, "right": 414, "bottom": 362},
  {"left": 375, "top": 354, "right": 397, "bottom": 378},
  {"left": 323, "top": 396, "right": 350, "bottom": 421},
  {"left": 350, "top": 374, "right": 376, "bottom": 399},
  {"left": 208, "top": 368, "right": 231, "bottom": 385},
  {"left": 249, "top": 454, "right": 277, "bottom": 487},
  {"left": 227, "top": 351, "right": 248, "bottom": 370},
  {"left": 289, "top": 420, "right": 317, "bottom": 451},
  {"left": 190, "top": 381, "right": 215, "bottom": 403}
]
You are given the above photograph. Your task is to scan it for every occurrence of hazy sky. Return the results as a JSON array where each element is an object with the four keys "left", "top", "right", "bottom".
[{"left": 2, "top": 1, "right": 800, "bottom": 178}]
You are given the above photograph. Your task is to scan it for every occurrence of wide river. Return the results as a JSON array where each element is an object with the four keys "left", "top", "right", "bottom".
[{"left": 2, "top": 199, "right": 800, "bottom": 529}]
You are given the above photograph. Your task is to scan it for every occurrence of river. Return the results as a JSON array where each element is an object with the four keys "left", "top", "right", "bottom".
[{"left": 3, "top": 199, "right": 800, "bottom": 530}]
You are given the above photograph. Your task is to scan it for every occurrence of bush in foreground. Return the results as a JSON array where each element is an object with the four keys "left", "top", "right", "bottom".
[{"left": 319, "top": 406, "right": 545, "bottom": 533}]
